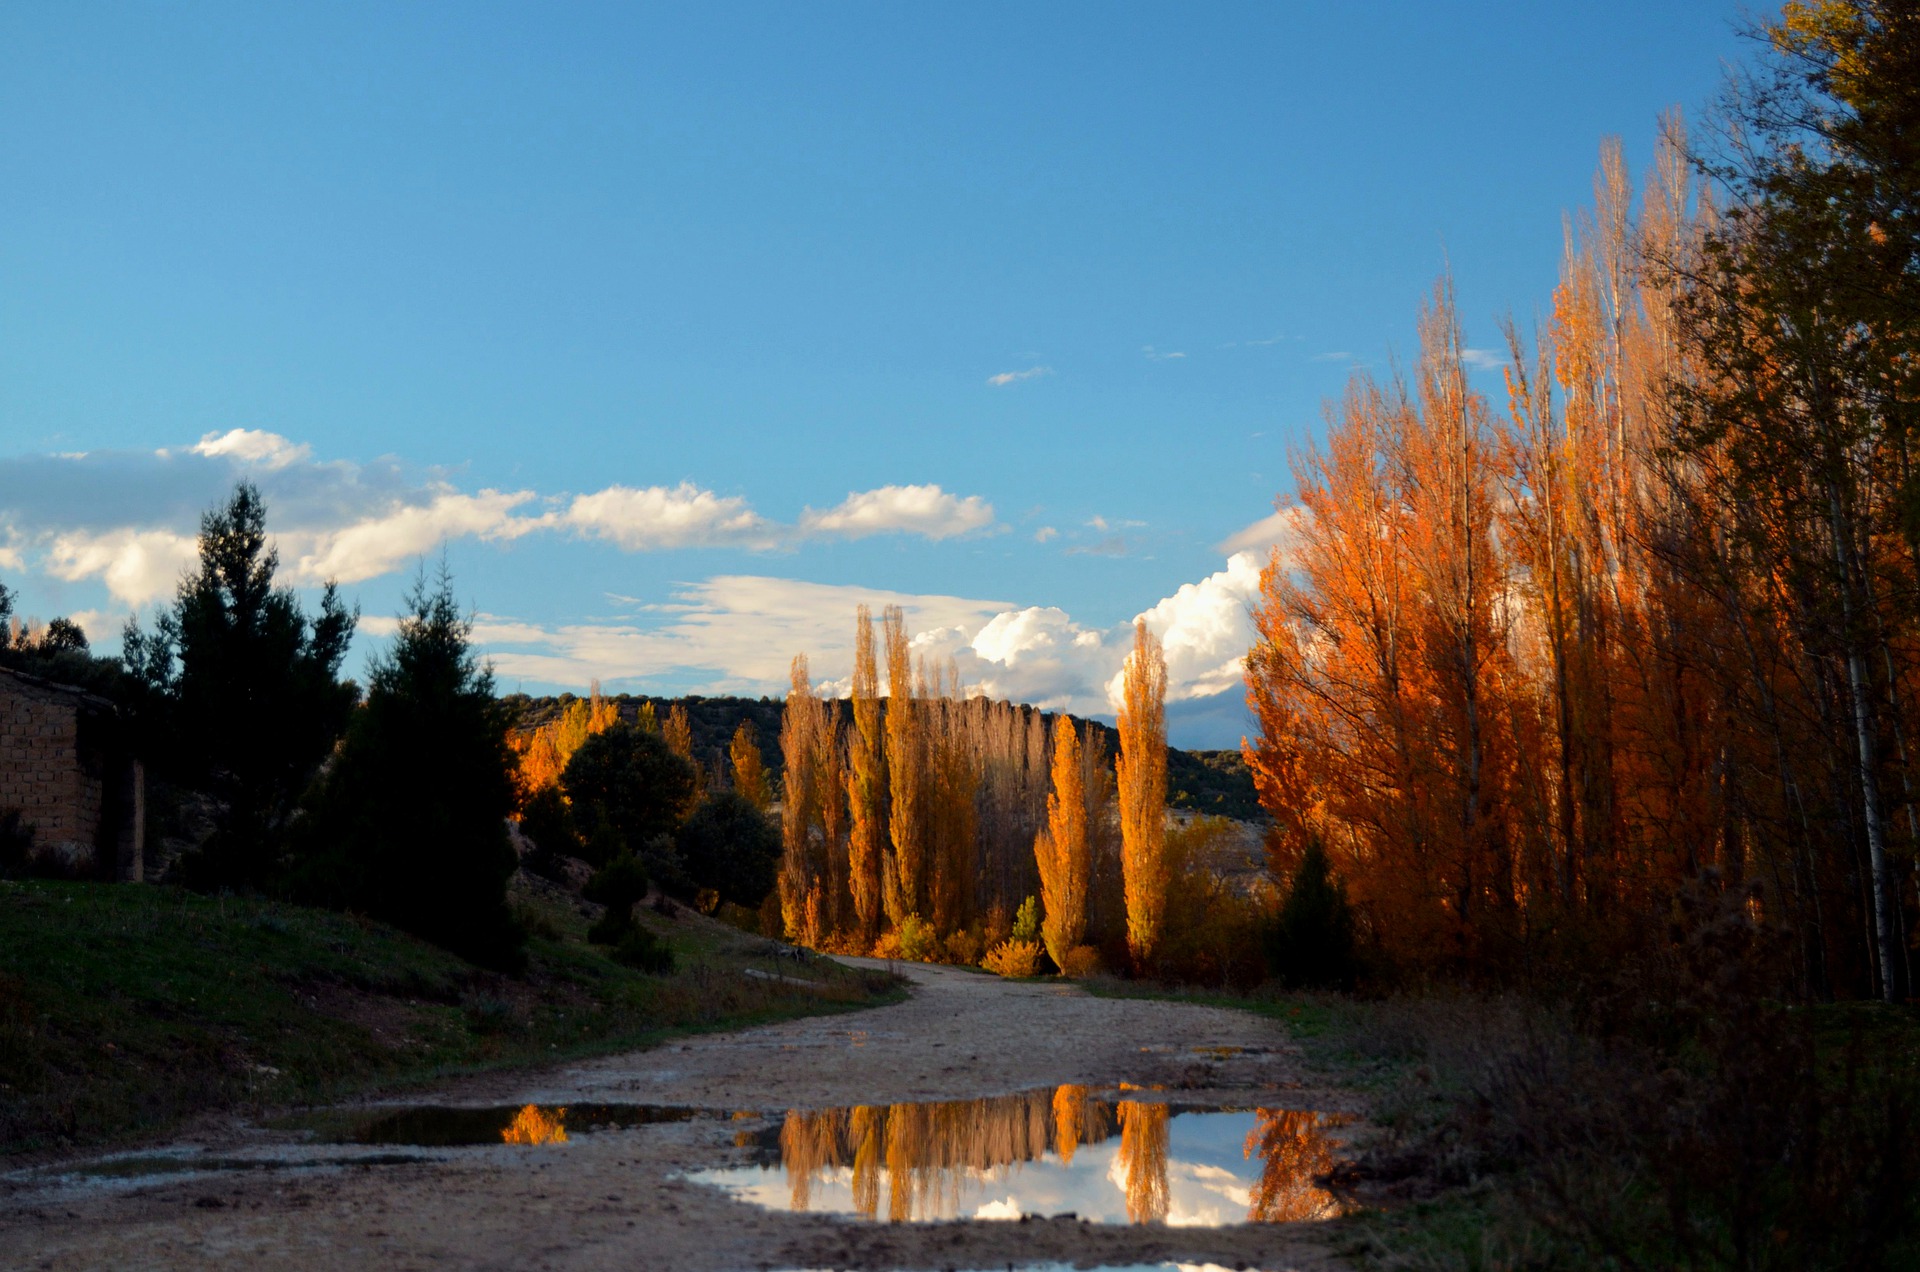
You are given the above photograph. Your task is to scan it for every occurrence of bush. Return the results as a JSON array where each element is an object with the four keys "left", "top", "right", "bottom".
[
  {"left": 1153, "top": 817, "right": 1268, "bottom": 988},
  {"left": 983, "top": 938, "right": 1043, "bottom": 978},
  {"left": 896, "top": 913, "right": 937, "bottom": 963},
  {"left": 583, "top": 853, "right": 648, "bottom": 911},
  {"left": 673, "top": 790, "right": 780, "bottom": 908},
  {"left": 1011, "top": 895, "right": 1040, "bottom": 944},
  {"left": 1265, "top": 838, "right": 1356, "bottom": 990},
  {"left": 1060, "top": 944, "right": 1101, "bottom": 978},
  {"left": 943, "top": 925, "right": 986, "bottom": 967},
  {"left": 611, "top": 925, "right": 675, "bottom": 974}
]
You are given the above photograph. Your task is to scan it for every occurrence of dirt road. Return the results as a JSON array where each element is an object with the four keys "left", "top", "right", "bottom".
[{"left": 0, "top": 960, "right": 1354, "bottom": 1271}]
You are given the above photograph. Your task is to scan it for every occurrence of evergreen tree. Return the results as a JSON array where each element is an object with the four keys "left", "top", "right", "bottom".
[
  {"left": 296, "top": 566, "right": 523, "bottom": 971},
  {"left": 124, "top": 483, "right": 356, "bottom": 887},
  {"left": 1265, "top": 838, "right": 1357, "bottom": 991}
]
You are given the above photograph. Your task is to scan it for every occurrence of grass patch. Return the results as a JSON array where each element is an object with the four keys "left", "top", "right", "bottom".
[{"left": 0, "top": 877, "right": 903, "bottom": 1155}]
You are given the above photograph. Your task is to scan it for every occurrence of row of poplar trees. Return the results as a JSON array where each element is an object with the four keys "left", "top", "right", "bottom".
[
  {"left": 777, "top": 604, "right": 1170, "bottom": 970},
  {"left": 1245, "top": 1, "right": 1920, "bottom": 1000}
]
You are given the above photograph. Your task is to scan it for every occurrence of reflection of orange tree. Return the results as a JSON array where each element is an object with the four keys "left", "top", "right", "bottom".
[
  {"left": 777, "top": 1087, "right": 1117, "bottom": 1221},
  {"left": 1243, "top": 1110, "right": 1352, "bottom": 1223},
  {"left": 1117, "top": 1100, "right": 1170, "bottom": 1224},
  {"left": 501, "top": 1104, "right": 568, "bottom": 1146}
]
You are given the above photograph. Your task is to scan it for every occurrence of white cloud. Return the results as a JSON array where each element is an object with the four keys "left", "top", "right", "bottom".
[
  {"left": 1114, "top": 551, "right": 1265, "bottom": 705},
  {"left": 800, "top": 485, "right": 994, "bottom": 541},
  {"left": 189, "top": 428, "right": 313, "bottom": 470},
  {"left": 1216, "top": 505, "right": 1310, "bottom": 560},
  {"left": 1032, "top": 526, "right": 1058, "bottom": 543},
  {"left": 1461, "top": 347, "right": 1506, "bottom": 371},
  {"left": 987, "top": 365, "right": 1051, "bottom": 387},
  {"left": 285, "top": 489, "right": 542, "bottom": 583},
  {"left": 0, "top": 436, "right": 1000, "bottom": 614},
  {"left": 1142, "top": 345, "right": 1187, "bottom": 361},
  {"left": 478, "top": 576, "right": 1016, "bottom": 695},
  {"left": 562, "top": 482, "right": 773, "bottom": 551},
  {"left": 1311, "top": 350, "right": 1353, "bottom": 362},
  {"left": 43, "top": 528, "right": 200, "bottom": 606}
]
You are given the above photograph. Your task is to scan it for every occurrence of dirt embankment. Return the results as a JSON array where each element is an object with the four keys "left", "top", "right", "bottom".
[{"left": 0, "top": 960, "right": 1355, "bottom": 1272}]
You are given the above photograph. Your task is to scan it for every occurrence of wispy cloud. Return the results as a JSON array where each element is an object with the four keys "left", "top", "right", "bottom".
[
  {"left": 1032, "top": 526, "right": 1058, "bottom": 543},
  {"left": 1216, "top": 505, "right": 1311, "bottom": 562},
  {"left": 1141, "top": 346, "right": 1186, "bottom": 361},
  {"left": 1461, "top": 347, "right": 1506, "bottom": 371},
  {"left": 986, "top": 365, "right": 1052, "bottom": 388},
  {"left": 1311, "top": 350, "right": 1353, "bottom": 362},
  {"left": 1065, "top": 536, "right": 1130, "bottom": 558}
]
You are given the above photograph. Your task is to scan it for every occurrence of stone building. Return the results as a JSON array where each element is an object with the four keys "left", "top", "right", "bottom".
[{"left": 0, "top": 665, "right": 144, "bottom": 879}]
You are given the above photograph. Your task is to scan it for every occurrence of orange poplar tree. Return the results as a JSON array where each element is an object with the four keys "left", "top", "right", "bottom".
[
  {"left": 1035, "top": 714, "right": 1090, "bottom": 970},
  {"left": 1117, "top": 619, "right": 1168, "bottom": 965},
  {"left": 845, "top": 605, "right": 886, "bottom": 941}
]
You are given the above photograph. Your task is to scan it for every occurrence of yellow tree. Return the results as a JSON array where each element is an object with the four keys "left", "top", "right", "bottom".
[
  {"left": 731, "top": 719, "right": 772, "bottom": 811},
  {"left": 1035, "top": 714, "right": 1089, "bottom": 970},
  {"left": 845, "top": 605, "right": 886, "bottom": 941},
  {"left": 663, "top": 703, "right": 694, "bottom": 763},
  {"left": 1117, "top": 620, "right": 1168, "bottom": 965},
  {"left": 883, "top": 605, "right": 924, "bottom": 927}
]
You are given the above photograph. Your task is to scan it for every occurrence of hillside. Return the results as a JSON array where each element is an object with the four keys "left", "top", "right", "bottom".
[{"left": 499, "top": 693, "right": 1265, "bottom": 821}]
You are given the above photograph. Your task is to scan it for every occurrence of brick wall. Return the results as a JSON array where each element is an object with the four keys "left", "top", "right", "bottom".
[{"left": 0, "top": 669, "right": 97, "bottom": 860}]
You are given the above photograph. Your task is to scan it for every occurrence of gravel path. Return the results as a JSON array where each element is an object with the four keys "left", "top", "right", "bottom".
[{"left": 0, "top": 960, "right": 1354, "bottom": 1271}]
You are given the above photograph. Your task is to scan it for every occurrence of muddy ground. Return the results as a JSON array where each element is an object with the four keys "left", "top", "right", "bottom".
[{"left": 0, "top": 959, "right": 1357, "bottom": 1271}]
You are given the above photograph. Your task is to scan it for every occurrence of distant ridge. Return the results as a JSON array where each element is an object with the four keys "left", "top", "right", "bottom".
[{"left": 499, "top": 692, "right": 1264, "bottom": 822}]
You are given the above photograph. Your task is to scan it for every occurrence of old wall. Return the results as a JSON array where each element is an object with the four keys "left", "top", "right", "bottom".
[
  {"left": 0, "top": 669, "right": 96, "bottom": 861},
  {"left": 0, "top": 667, "right": 141, "bottom": 877}
]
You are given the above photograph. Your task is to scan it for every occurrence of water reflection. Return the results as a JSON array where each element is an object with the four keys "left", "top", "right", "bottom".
[
  {"left": 501, "top": 1104, "right": 568, "bottom": 1146},
  {"left": 692, "top": 1086, "right": 1352, "bottom": 1226}
]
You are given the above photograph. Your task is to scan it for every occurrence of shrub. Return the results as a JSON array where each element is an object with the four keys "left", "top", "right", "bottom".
[
  {"left": 1011, "top": 895, "right": 1040, "bottom": 944},
  {"left": 1060, "top": 944, "right": 1101, "bottom": 978},
  {"left": 983, "top": 938, "right": 1043, "bottom": 978},
  {"left": 583, "top": 853, "right": 648, "bottom": 911},
  {"left": 896, "top": 913, "right": 938, "bottom": 963},
  {"left": 943, "top": 924, "right": 986, "bottom": 967},
  {"left": 611, "top": 925, "right": 675, "bottom": 974}
]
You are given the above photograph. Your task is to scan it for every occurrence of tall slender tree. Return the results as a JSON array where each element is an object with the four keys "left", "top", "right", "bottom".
[
  {"left": 882, "top": 605, "right": 924, "bottom": 926},
  {"left": 845, "top": 605, "right": 886, "bottom": 940},
  {"left": 1117, "top": 619, "right": 1168, "bottom": 965},
  {"left": 1035, "top": 714, "right": 1090, "bottom": 969}
]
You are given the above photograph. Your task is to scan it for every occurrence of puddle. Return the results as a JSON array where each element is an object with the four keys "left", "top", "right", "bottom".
[
  {"left": 690, "top": 1086, "right": 1353, "bottom": 1226},
  {"left": 302, "top": 1102, "right": 712, "bottom": 1147}
]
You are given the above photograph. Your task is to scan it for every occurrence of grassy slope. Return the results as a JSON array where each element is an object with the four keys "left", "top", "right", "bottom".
[{"left": 0, "top": 878, "right": 900, "bottom": 1155}]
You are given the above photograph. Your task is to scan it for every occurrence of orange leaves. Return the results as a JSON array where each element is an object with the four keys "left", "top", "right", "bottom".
[
  {"left": 1036, "top": 715, "right": 1090, "bottom": 969},
  {"left": 508, "top": 682, "right": 618, "bottom": 805},
  {"left": 1118, "top": 619, "right": 1169, "bottom": 966}
]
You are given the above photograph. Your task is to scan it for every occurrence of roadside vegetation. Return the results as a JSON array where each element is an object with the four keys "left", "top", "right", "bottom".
[{"left": 0, "top": 876, "right": 898, "bottom": 1155}]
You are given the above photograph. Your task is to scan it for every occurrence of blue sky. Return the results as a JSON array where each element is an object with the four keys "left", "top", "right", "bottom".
[{"left": 0, "top": 2, "right": 1748, "bottom": 745}]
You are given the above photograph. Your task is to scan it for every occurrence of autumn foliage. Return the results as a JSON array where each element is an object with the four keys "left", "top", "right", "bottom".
[{"left": 1246, "top": 28, "right": 1920, "bottom": 999}]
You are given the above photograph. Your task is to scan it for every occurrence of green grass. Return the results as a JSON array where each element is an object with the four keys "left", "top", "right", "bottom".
[{"left": 0, "top": 878, "right": 902, "bottom": 1155}]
